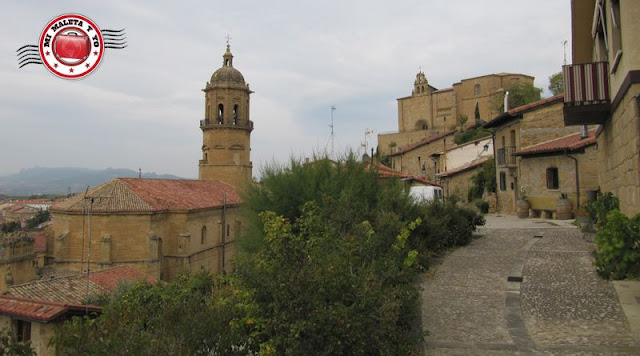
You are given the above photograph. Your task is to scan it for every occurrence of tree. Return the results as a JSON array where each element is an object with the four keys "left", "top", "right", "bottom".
[
  {"left": 26, "top": 209, "right": 50, "bottom": 228},
  {"left": 491, "top": 82, "right": 542, "bottom": 113},
  {"left": 548, "top": 72, "right": 564, "bottom": 96},
  {"left": 0, "top": 328, "right": 35, "bottom": 356},
  {"left": 50, "top": 271, "right": 258, "bottom": 355},
  {"left": 474, "top": 102, "right": 481, "bottom": 125}
]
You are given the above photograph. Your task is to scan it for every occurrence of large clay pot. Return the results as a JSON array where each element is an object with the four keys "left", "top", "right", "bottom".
[
  {"left": 516, "top": 199, "right": 530, "bottom": 218},
  {"left": 556, "top": 199, "right": 573, "bottom": 220}
]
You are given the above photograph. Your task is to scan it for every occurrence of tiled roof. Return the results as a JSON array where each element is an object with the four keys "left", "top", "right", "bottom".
[
  {"left": 515, "top": 129, "right": 597, "bottom": 156},
  {"left": 0, "top": 295, "right": 100, "bottom": 322},
  {"left": 388, "top": 130, "right": 456, "bottom": 157},
  {"left": 53, "top": 178, "right": 241, "bottom": 213},
  {"left": 436, "top": 157, "right": 490, "bottom": 178},
  {"left": 484, "top": 94, "right": 564, "bottom": 129},
  {"left": 6, "top": 266, "right": 157, "bottom": 305},
  {"left": 374, "top": 163, "right": 441, "bottom": 187}
]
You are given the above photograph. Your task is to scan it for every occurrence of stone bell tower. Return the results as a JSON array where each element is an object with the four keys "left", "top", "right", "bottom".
[{"left": 198, "top": 43, "right": 253, "bottom": 187}]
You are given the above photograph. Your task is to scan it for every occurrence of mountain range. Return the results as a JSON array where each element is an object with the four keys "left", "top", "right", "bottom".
[{"left": 0, "top": 167, "right": 183, "bottom": 197}]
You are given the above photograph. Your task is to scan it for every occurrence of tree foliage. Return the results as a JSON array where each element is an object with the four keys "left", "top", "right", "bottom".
[
  {"left": 491, "top": 82, "right": 542, "bottom": 113},
  {"left": 26, "top": 209, "right": 50, "bottom": 228},
  {"left": 467, "top": 158, "right": 496, "bottom": 202},
  {"left": 50, "top": 271, "right": 258, "bottom": 355},
  {"left": 0, "top": 328, "right": 35, "bottom": 356},
  {"left": 51, "top": 154, "right": 485, "bottom": 355},
  {"left": 548, "top": 72, "right": 564, "bottom": 96}
]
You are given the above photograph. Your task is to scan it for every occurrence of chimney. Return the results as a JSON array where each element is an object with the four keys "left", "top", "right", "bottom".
[
  {"left": 580, "top": 125, "right": 588, "bottom": 139},
  {"left": 504, "top": 91, "right": 510, "bottom": 112}
]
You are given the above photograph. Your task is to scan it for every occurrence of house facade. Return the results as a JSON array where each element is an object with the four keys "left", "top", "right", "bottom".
[
  {"left": 564, "top": 0, "right": 640, "bottom": 215},
  {"left": 484, "top": 95, "right": 593, "bottom": 214}
]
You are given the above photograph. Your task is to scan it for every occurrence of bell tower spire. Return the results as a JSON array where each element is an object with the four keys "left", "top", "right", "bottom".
[{"left": 198, "top": 42, "right": 253, "bottom": 187}]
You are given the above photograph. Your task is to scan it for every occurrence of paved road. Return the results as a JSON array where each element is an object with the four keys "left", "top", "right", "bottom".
[{"left": 421, "top": 214, "right": 640, "bottom": 355}]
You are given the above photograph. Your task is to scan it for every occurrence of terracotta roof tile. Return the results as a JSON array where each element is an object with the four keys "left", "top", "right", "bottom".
[
  {"left": 374, "top": 163, "right": 441, "bottom": 187},
  {"left": 6, "top": 266, "right": 157, "bottom": 305},
  {"left": 0, "top": 295, "right": 100, "bottom": 322},
  {"left": 388, "top": 130, "right": 456, "bottom": 157},
  {"left": 53, "top": 178, "right": 241, "bottom": 213},
  {"left": 484, "top": 94, "right": 564, "bottom": 128},
  {"left": 515, "top": 129, "right": 597, "bottom": 156}
]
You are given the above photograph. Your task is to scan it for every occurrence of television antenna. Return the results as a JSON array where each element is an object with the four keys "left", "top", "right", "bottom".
[
  {"left": 361, "top": 129, "right": 373, "bottom": 155},
  {"left": 327, "top": 105, "right": 336, "bottom": 159}
]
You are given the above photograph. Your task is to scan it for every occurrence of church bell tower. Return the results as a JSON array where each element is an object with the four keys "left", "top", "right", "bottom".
[{"left": 198, "top": 43, "right": 253, "bottom": 186}]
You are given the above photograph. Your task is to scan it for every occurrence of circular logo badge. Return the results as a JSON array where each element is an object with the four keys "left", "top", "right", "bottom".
[{"left": 39, "top": 14, "right": 104, "bottom": 79}]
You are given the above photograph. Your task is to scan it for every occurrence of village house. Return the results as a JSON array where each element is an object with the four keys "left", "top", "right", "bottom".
[
  {"left": 484, "top": 95, "right": 597, "bottom": 216},
  {"left": 564, "top": 0, "right": 640, "bottom": 216},
  {"left": 378, "top": 72, "right": 533, "bottom": 157},
  {"left": 433, "top": 136, "right": 493, "bottom": 202},
  {"left": 0, "top": 266, "right": 156, "bottom": 356}
]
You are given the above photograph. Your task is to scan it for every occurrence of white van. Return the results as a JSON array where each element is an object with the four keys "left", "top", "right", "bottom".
[{"left": 408, "top": 185, "right": 444, "bottom": 203}]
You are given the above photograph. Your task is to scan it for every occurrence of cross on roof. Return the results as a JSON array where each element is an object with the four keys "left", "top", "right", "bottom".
[{"left": 226, "top": 34, "right": 232, "bottom": 45}]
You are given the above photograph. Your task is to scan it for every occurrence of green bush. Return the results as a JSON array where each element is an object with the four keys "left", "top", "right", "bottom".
[
  {"left": 454, "top": 127, "right": 492, "bottom": 145},
  {"left": 594, "top": 210, "right": 640, "bottom": 280},
  {"left": 586, "top": 192, "right": 619, "bottom": 227},
  {"left": 474, "top": 199, "right": 489, "bottom": 214}
]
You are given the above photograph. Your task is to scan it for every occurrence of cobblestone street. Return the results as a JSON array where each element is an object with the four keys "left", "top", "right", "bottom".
[{"left": 421, "top": 215, "right": 640, "bottom": 355}]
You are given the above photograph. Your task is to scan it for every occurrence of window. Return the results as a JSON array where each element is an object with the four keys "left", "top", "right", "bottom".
[
  {"left": 546, "top": 168, "right": 559, "bottom": 189},
  {"left": 474, "top": 84, "right": 481, "bottom": 97},
  {"left": 201, "top": 226, "right": 207, "bottom": 244},
  {"left": 15, "top": 320, "right": 31, "bottom": 342},
  {"left": 226, "top": 224, "right": 230, "bottom": 237},
  {"left": 610, "top": 0, "right": 623, "bottom": 72},
  {"left": 499, "top": 172, "right": 507, "bottom": 191},
  {"left": 217, "top": 104, "right": 224, "bottom": 123}
]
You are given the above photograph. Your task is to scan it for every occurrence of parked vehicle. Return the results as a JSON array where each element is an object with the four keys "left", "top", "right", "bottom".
[{"left": 408, "top": 185, "right": 443, "bottom": 203}]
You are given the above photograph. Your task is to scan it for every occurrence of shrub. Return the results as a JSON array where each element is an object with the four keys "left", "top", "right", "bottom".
[
  {"left": 594, "top": 210, "right": 640, "bottom": 280},
  {"left": 586, "top": 192, "right": 619, "bottom": 227},
  {"left": 474, "top": 199, "right": 489, "bottom": 214}
]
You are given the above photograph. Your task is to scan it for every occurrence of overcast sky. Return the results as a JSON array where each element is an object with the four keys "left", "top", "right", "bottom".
[{"left": 0, "top": 0, "right": 571, "bottom": 179}]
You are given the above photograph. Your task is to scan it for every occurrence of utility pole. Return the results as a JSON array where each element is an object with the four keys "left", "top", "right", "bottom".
[{"left": 329, "top": 105, "right": 336, "bottom": 159}]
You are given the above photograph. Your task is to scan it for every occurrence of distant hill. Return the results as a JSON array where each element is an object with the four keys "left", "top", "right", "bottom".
[{"left": 0, "top": 167, "right": 184, "bottom": 196}]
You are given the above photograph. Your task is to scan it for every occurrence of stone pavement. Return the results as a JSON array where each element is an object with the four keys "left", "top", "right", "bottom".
[{"left": 421, "top": 214, "right": 640, "bottom": 355}]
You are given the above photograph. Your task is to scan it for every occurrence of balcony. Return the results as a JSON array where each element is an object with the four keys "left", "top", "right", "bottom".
[
  {"left": 563, "top": 62, "right": 611, "bottom": 125},
  {"left": 497, "top": 146, "right": 517, "bottom": 167},
  {"left": 200, "top": 118, "right": 254, "bottom": 130}
]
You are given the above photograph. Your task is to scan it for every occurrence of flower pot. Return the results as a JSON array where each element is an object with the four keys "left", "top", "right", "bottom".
[
  {"left": 516, "top": 199, "right": 530, "bottom": 218},
  {"left": 556, "top": 198, "right": 573, "bottom": 220}
]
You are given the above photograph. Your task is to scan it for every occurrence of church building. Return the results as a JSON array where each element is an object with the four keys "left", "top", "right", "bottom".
[{"left": 50, "top": 44, "right": 253, "bottom": 281}]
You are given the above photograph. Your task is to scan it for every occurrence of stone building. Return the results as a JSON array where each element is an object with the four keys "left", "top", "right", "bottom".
[
  {"left": 378, "top": 72, "right": 534, "bottom": 156},
  {"left": 515, "top": 130, "right": 599, "bottom": 217},
  {"left": 387, "top": 130, "right": 456, "bottom": 181},
  {"left": 0, "top": 266, "right": 156, "bottom": 356},
  {"left": 49, "top": 44, "right": 255, "bottom": 281},
  {"left": 433, "top": 137, "right": 493, "bottom": 201},
  {"left": 484, "top": 95, "right": 595, "bottom": 214},
  {"left": 199, "top": 44, "right": 253, "bottom": 187},
  {"left": 51, "top": 178, "right": 242, "bottom": 281},
  {"left": 564, "top": 0, "right": 640, "bottom": 216},
  {"left": 0, "top": 235, "right": 38, "bottom": 292}
]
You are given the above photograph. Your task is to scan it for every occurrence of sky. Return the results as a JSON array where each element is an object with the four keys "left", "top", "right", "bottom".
[{"left": 0, "top": 0, "right": 572, "bottom": 180}]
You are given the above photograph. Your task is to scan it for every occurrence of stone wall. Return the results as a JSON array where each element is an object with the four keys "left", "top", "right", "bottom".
[
  {"left": 52, "top": 206, "right": 242, "bottom": 281},
  {"left": 378, "top": 129, "right": 434, "bottom": 156},
  {"left": 389, "top": 135, "right": 452, "bottom": 181},
  {"left": 440, "top": 167, "right": 479, "bottom": 202},
  {"left": 519, "top": 144, "right": 599, "bottom": 211},
  {"left": 598, "top": 84, "right": 640, "bottom": 216}
]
